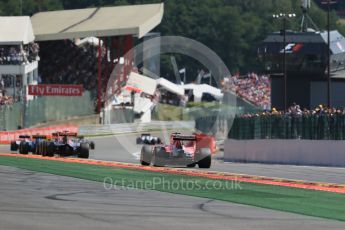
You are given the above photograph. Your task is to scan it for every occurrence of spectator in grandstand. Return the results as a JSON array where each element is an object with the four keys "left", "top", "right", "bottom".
[
  {"left": 0, "top": 95, "right": 14, "bottom": 106},
  {"left": 38, "top": 40, "right": 103, "bottom": 93},
  {"left": 0, "top": 43, "right": 39, "bottom": 65},
  {"left": 222, "top": 72, "right": 270, "bottom": 109},
  {"left": 229, "top": 104, "right": 345, "bottom": 140}
]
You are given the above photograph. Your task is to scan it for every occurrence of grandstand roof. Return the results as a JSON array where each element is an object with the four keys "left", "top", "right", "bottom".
[
  {"left": 31, "top": 3, "right": 164, "bottom": 41},
  {"left": 156, "top": 78, "right": 185, "bottom": 96},
  {"left": 0, "top": 16, "right": 35, "bottom": 45},
  {"left": 183, "top": 84, "right": 223, "bottom": 99}
]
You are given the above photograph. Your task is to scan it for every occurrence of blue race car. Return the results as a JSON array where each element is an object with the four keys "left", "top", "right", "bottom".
[
  {"left": 41, "top": 131, "right": 94, "bottom": 158},
  {"left": 15, "top": 135, "right": 48, "bottom": 155}
]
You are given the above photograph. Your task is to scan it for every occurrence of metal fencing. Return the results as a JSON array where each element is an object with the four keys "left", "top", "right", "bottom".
[
  {"left": 0, "top": 103, "right": 23, "bottom": 131},
  {"left": 0, "top": 91, "right": 95, "bottom": 130},
  {"left": 228, "top": 113, "right": 345, "bottom": 140}
]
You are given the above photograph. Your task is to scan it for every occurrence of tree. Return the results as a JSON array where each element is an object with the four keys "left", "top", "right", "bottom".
[{"left": 1, "top": 0, "right": 344, "bottom": 77}]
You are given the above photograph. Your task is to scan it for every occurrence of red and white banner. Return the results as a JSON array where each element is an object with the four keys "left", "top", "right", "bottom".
[{"left": 28, "top": 84, "right": 84, "bottom": 96}]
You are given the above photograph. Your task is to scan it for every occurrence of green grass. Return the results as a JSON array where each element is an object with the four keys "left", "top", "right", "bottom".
[
  {"left": 0, "top": 156, "right": 345, "bottom": 221},
  {"left": 153, "top": 104, "right": 186, "bottom": 121}
]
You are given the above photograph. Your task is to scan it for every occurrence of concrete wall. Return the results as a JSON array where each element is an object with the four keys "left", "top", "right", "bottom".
[{"left": 224, "top": 139, "right": 345, "bottom": 167}]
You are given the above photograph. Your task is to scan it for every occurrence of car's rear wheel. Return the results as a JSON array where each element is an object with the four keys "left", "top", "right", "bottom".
[
  {"left": 78, "top": 143, "right": 89, "bottom": 158},
  {"left": 46, "top": 142, "right": 55, "bottom": 157},
  {"left": 39, "top": 142, "right": 45, "bottom": 156},
  {"left": 42, "top": 142, "right": 47, "bottom": 156},
  {"left": 10, "top": 141, "right": 18, "bottom": 151},
  {"left": 140, "top": 145, "right": 152, "bottom": 166},
  {"left": 18, "top": 142, "right": 24, "bottom": 154},
  {"left": 187, "top": 163, "right": 196, "bottom": 168},
  {"left": 19, "top": 142, "right": 29, "bottom": 155},
  {"left": 136, "top": 137, "right": 144, "bottom": 144},
  {"left": 197, "top": 148, "right": 211, "bottom": 168},
  {"left": 152, "top": 147, "right": 166, "bottom": 167},
  {"left": 90, "top": 141, "right": 95, "bottom": 150},
  {"left": 34, "top": 142, "right": 40, "bottom": 155}
]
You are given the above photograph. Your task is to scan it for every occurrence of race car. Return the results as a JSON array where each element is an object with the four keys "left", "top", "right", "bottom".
[
  {"left": 10, "top": 135, "right": 31, "bottom": 152},
  {"left": 136, "top": 133, "right": 162, "bottom": 145},
  {"left": 11, "top": 135, "right": 48, "bottom": 155},
  {"left": 40, "top": 131, "right": 95, "bottom": 158},
  {"left": 140, "top": 133, "right": 213, "bottom": 168},
  {"left": 22, "top": 135, "right": 48, "bottom": 155}
]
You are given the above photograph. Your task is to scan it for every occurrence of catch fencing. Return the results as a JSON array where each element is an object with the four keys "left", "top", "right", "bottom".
[
  {"left": 0, "top": 91, "right": 95, "bottom": 130},
  {"left": 228, "top": 113, "right": 345, "bottom": 140}
]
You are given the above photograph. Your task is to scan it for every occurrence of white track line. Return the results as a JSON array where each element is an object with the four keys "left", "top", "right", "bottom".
[{"left": 131, "top": 152, "right": 140, "bottom": 160}]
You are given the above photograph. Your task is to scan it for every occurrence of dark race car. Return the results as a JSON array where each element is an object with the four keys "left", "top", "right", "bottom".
[
  {"left": 136, "top": 133, "right": 162, "bottom": 145},
  {"left": 41, "top": 131, "right": 95, "bottom": 158},
  {"left": 10, "top": 135, "right": 31, "bottom": 152},
  {"left": 140, "top": 133, "right": 213, "bottom": 168},
  {"left": 11, "top": 135, "right": 48, "bottom": 155}
]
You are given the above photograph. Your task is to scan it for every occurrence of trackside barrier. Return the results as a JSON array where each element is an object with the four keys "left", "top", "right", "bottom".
[
  {"left": 224, "top": 139, "right": 345, "bottom": 167},
  {"left": 0, "top": 125, "right": 79, "bottom": 144},
  {"left": 79, "top": 121, "right": 195, "bottom": 136},
  {"left": 228, "top": 113, "right": 345, "bottom": 140}
]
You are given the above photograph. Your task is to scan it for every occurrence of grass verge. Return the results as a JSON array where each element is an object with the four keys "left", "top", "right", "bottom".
[{"left": 0, "top": 155, "right": 344, "bottom": 221}]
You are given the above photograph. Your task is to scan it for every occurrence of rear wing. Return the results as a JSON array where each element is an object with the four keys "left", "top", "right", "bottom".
[
  {"left": 172, "top": 135, "right": 196, "bottom": 141},
  {"left": 32, "top": 135, "right": 47, "bottom": 139},
  {"left": 52, "top": 132, "right": 78, "bottom": 137},
  {"left": 194, "top": 133, "right": 216, "bottom": 154},
  {"left": 141, "top": 133, "right": 151, "bottom": 137}
]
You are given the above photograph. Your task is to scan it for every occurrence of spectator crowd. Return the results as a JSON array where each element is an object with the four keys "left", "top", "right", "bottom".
[
  {"left": 222, "top": 73, "right": 270, "bottom": 109},
  {"left": 0, "top": 76, "right": 13, "bottom": 107},
  {"left": 0, "top": 94, "right": 14, "bottom": 106},
  {"left": 39, "top": 40, "right": 108, "bottom": 93},
  {"left": 229, "top": 104, "right": 345, "bottom": 140},
  {"left": 0, "top": 43, "right": 39, "bottom": 65}
]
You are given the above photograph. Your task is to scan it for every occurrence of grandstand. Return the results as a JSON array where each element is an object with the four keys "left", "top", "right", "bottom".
[
  {"left": 0, "top": 16, "right": 39, "bottom": 105},
  {"left": 0, "top": 3, "right": 164, "bottom": 130}
]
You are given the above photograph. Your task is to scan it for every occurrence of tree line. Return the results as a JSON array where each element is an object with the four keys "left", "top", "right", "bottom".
[{"left": 1, "top": 0, "right": 344, "bottom": 78}]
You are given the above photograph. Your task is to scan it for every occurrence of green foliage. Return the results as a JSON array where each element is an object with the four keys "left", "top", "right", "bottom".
[{"left": 0, "top": 0, "right": 344, "bottom": 75}]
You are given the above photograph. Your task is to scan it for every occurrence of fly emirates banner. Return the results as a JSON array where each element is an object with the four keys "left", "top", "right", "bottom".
[{"left": 28, "top": 84, "right": 84, "bottom": 96}]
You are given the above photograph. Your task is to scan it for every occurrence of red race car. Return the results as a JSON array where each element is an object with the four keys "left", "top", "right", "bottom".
[{"left": 140, "top": 133, "right": 215, "bottom": 168}]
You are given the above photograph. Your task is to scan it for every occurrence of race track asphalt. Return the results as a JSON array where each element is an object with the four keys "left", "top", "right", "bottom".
[
  {"left": 1, "top": 166, "right": 344, "bottom": 230},
  {"left": 86, "top": 133, "right": 345, "bottom": 185},
  {"left": 1, "top": 133, "right": 345, "bottom": 229},
  {"left": 1, "top": 132, "right": 345, "bottom": 184}
]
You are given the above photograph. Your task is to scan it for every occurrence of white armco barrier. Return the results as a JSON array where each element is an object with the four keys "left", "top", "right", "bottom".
[{"left": 224, "top": 139, "right": 345, "bottom": 167}]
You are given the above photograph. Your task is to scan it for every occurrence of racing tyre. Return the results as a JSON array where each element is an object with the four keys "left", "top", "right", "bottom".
[
  {"left": 41, "top": 142, "right": 47, "bottom": 156},
  {"left": 90, "top": 141, "right": 95, "bottom": 150},
  {"left": 45, "top": 142, "right": 55, "bottom": 157},
  {"left": 187, "top": 163, "right": 196, "bottom": 168},
  {"left": 39, "top": 142, "right": 45, "bottom": 156},
  {"left": 140, "top": 145, "right": 152, "bottom": 166},
  {"left": 20, "top": 142, "right": 29, "bottom": 155},
  {"left": 18, "top": 142, "right": 24, "bottom": 154},
  {"left": 197, "top": 148, "right": 211, "bottom": 168},
  {"left": 10, "top": 141, "right": 18, "bottom": 151},
  {"left": 34, "top": 143, "right": 40, "bottom": 155},
  {"left": 150, "top": 139, "right": 156, "bottom": 145},
  {"left": 78, "top": 143, "right": 89, "bottom": 159},
  {"left": 152, "top": 147, "right": 166, "bottom": 167},
  {"left": 136, "top": 137, "right": 142, "bottom": 144}
]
